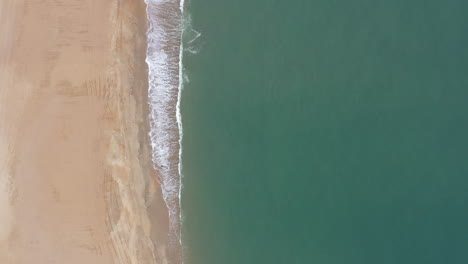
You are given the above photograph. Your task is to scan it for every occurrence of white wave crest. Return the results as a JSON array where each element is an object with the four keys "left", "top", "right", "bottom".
[{"left": 144, "top": 0, "right": 184, "bottom": 244}]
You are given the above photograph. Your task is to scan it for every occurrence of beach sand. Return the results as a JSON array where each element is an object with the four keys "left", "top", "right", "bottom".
[{"left": 0, "top": 0, "right": 175, "bottom": 263}]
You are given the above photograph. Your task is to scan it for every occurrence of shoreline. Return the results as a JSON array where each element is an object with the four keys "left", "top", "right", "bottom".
[{"left": 144, "top": 2, "right": 184, "bottom": 261}]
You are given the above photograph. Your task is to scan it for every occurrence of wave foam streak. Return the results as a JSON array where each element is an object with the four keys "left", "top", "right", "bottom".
[{"left": 144, "top": 0, "right": 183, "bottom": 243}]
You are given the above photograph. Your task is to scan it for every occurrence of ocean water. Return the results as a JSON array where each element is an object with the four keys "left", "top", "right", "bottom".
[
  {"left": 179, "top": 1, "right": 468, "bottom": 264},
  {"left": 145, "top": 0, "right": 184, "bottom": 243}
]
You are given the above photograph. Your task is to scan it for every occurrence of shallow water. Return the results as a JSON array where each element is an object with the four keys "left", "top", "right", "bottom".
[
  {"left": 181, "top": 1, "right": 468, "bottom": 263},
  {"left": 145, "top": 0, "right": 183, "bottom": 241}
]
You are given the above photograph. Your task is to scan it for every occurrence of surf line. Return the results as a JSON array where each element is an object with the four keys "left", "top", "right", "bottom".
[{"left": 144, "top": 0, "right": 185, "bottom": 245}]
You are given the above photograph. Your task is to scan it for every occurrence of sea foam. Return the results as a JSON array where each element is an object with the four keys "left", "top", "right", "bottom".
[{"left": 144, "top": 0, "right": 184, "bottom": 243}]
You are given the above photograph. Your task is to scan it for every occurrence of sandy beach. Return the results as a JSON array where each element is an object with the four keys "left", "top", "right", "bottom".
[{"left": 0, "top": 0, "right": 175, "bottom": 263}]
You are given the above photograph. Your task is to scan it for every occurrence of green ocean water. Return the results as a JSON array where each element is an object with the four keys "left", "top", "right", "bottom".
[{"left": 181, "top": 1, "right": 468, "bottom": 263}]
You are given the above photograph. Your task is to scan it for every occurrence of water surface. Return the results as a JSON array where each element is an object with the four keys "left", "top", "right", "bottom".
[{"left": 182, "top": 1, "right": 468, "bottom": 263}]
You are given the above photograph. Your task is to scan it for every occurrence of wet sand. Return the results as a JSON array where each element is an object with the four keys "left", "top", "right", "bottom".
[{"left": 0, "top": 0, "right": 174, "bottom": 263}]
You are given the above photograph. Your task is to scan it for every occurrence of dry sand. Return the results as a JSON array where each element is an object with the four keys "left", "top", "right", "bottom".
[{"left": 0, "top": 0, "right": 175, "bottom": 263}]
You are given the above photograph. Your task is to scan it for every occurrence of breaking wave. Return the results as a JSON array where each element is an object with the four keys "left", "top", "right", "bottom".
[{"left": 144, "top": 0, "right": 184, "bottom": 244}]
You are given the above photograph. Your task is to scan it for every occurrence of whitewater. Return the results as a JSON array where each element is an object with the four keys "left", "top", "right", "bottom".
[{"left": 144, "top": 0, "right": 185, "bottom": 246}]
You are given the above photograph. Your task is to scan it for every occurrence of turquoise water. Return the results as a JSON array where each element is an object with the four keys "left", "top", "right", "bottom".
[{"left": 181, "top": 1, "right": 468, "bottom": 263}]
